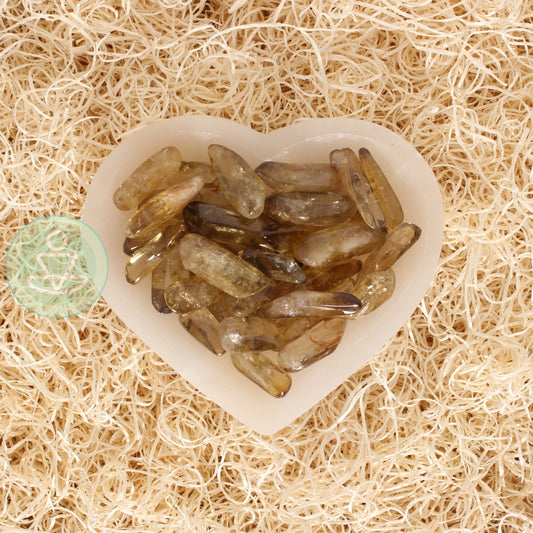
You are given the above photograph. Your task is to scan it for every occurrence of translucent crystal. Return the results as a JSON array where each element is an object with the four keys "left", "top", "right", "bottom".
[
  {"left": 260, "top": 290, "right": 362, "bottom": 318},
  {"left": 183, "top": 201, "right": 265, "bottom": 248},
  {"left": 231, "top": 351, "right": 291, "bottom": 398},
  {"left": 113, "top": 147, "right": 182, "bottom": 211},
  {"left": 124, "top": 176, "right": 204, "bottom": 237},
  {"left": 330, "top": 148, "right": 386, "bottom": 230},
  {"left": 179, "top": 161, "right": 216, "bottom": 183},
  {"left": 294, "top": 220, "right": 386, "bottom": 268},
  {"left": 123, "top": 216, "right": 181, "bottom": 257},
  {"left": 125, "top": 222, "right": 185, "bottom": 284},
  {"left": 354, "top": 269, "right": 395, "bottom": 315},
  {"left": 208, "top": 144, "right": 266, "bottom": 219},
  {"left": 220, "top": 317, "right": 280, "bottom": 352},
  {"left": 278, "top": 318, "right": 347, "bottom": 372},
  {"left": 165, "top": 278, "right": 222, "bottom": 314},
  {"left": 151, "top": 246, "right": 190, "bottom": 313},
  {"left": 360, "top": 222, "right": 422, "bottom": 277},
  {"left": 216, "top": 284, "right": 278, "bottom": 318},
  {"left": 241, "top": 248, "right": 306, "bottom": 284},
  {"left": 179, "top": 233, "right": 270, "bottom": 298},
  {"left": 264, "top": 192, "right": 356, "bottom": 227},
  {"left": 358, "top": 147, "right": 404, "bottom": 229},
  {"left": 255, "top": 162, "right": 341, "bottom": 192},
  {"left": 303, "top": 260, "right": 362, "bottom": 292},
  {"left": 179, "top": 308, "right": 224, "bottom": 356}
]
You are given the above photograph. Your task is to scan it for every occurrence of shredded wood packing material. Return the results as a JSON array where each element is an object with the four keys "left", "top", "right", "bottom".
[{"left": 1, "top": 1, "right": 532, "bottom": 531}]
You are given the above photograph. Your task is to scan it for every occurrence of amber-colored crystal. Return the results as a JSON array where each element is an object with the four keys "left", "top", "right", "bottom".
[
  {"left": 220, "top": 317, "right": 280, "bottom": 352},
  {"left": 330, "top": 148, "right": 386, "bottom": 230},
  {"left": 179, "top": 233, "right": 270, "bottom": 298},
  {"left": 260, "top": 290, "right": 361, "bottom": 318},
  {"left": 231, "top": 351, "right": 291, "bottom": 398},
  {"left": 278, "top": 318, "right": 347, "bottom": 372},
  {"left": 113, "top": 147, "right": 182, "bottom": 211},
  {"left": 294, "top": 220, "right": 386, "bottom": 268},
  {"left": 179, "top": 308, "right": 224, "bottom": 356},
  {"left": 151, "top": 246, "right": 190, "bottom": 313},
  {"left": 264, "top": 191, "right": 356, "bottom": 227},
  {"left": 208, "top": 144, "right": 266, "bottom": 219},
  {"left": 360, "top": 222, "right": 421, "bottom": 277},
  {"left": 124, "top": 176, "right": 203, "bottom": 238},
  {"left": 241, "top": 248, "right": 306, "bottom": 284},
  {"left": 165, "top": 278, "right": 222, "bottom": 314},
  {"left": 303, "top": 260, "right": 362, "bottom": 292},
  {"left": 255, "top": 162, "right": 341, "bottom": 192},
  {"left": 358, "top": 147, "right": 404, "bottom": 229},
  {"left": 125, "top": 222, "right": 185, "bottom": 284},
  {"left": 354, "top": 269, "right": 395, "bottom": 315}
]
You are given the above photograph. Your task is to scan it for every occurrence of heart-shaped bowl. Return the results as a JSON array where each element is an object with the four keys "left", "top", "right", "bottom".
[{"left": 82, "top": 116, "right": 444, "bottom": 434}]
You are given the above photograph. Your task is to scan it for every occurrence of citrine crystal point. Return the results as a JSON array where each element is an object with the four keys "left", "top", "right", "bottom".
[
  {"left": 231, "top": 351, "right": 292, "bottom": 398},
  {"left": 220, "top": 316, "right": 280, "bottom": 352},
  {"left": 358, "top": 147, "right": 404, "bottom": 229},
  {"left": 354, "top": 269, "right": 396, "bottom": 315},
  {"left": 260, "top": 290, "right": 362, "bottom": 318},
  {"left": 330, "top": 148, "right": 386, "bottom": 230},
  {"left": 278, "top": 317, "right": 347, "bottom": 372},
  {"left": 182, "top": 201, "right": 265, "bottom": 248},
  {"left": 179, "top": 233, "right": 270, "bottom": 298},
  {"left": 294, "top": 220, "right": 386, "bottom": 268},
  {"left": 150, "top": 245, "right": 190, "bottom": 313},
  {"left": 303, "top": 260, "right": 362, "bottom": 292},
  {"left": 125, "top": 222, "right": 185, "bottom": 284},
  {"left": 264, "top": 192, "right": 356, "bottom": 227},
  {"left": 360, "top": 222, "right": 422, "bottom": 277},
  {"left": 241, "top": 248, "right": 306, "bottom": 284},
  {"left": 113, "top": 146, "right": 183, "bottom": 211},
  {"left": 179, "top": 308, "right": 225, "bottom": 356},
  {"left": 124, "top": 176, "right": 204, "bottom": 238},
  {"left": 164, "top": 278, "right": 222, "bottom": 314},
  {"left": 208, "top": 144, "right": 266, "bottom": 219},
  {"left": 255, "top": 162, "right": 341, "bottom": 192}
]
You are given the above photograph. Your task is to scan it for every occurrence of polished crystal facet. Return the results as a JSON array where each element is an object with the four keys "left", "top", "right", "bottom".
[
  {"left": 354, "top": 269, "right": 395, "bottom": 315},
  {"left": 231, "top": 351, "right": 291, "bottom": 398},
  {"left": 241, "top": 248, "right": 306, "bottom": 284},
  {"left": 264, "top": 192, "right": 356, "bottom": 227},
  {"left": 151, "top": 246, "right": 190, "bottom": 313},
  {"left": 278, "top": 318, "right": 347, "bottom": 372},
  {"left": 113, "top": 147, "right": 182, "bottom": 211},
  {"left": 360, "top": 222, "right": 422, "bottom": 277},
  {"left": 260, "top": 290, "right": 362, "bottom": 318},
  {"left": 125, "top": 222, "right": 185, "bottom": 284},
  {"left": 179, "top": 308, "right": 224, "bottom": 356},
  {"left": 179, "top": 233, "right": 270, "bottom": 298},
  {"left": 165, "top": 278, "right": 222, "bottom": 314},
  {"left": 358, "top": 147, "right": 403, "bottom": 229},
  {"left": 220, "top": 317, "right": 280, "bottom": 352},
  {"left": 124, "top": 177, "right": 204, "bottom": 238},
  {"left": 330, "top": 148, "right": 386, "bottom": 230},
  {"left": 183, "top": 201, "right": 265, "bottom": 248},
  {"left": 255, "top": 162, "right": 341, "bottom": 192},
  {"left": 294, "top": 220, "right": 386, "bottom": 268},
  {"left": 208, "top": 144, "right": 266, "bottom": 219}
]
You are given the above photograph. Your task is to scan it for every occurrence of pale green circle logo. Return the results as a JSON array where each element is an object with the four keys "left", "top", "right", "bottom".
[{"left": 6, "top": 216, "right": 108, "bottom": 318}]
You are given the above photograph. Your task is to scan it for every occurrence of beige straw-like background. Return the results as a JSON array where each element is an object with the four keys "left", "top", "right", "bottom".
[{"left": 1, "top": 1, "right": 532, "bottom": 531}]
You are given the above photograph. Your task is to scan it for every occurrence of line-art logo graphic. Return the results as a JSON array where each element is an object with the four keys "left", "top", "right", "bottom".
[{"left": 6, "top": 216, "right": 108, "bottom": 318}]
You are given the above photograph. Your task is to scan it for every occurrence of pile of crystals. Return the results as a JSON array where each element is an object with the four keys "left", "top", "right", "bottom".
[{"left": 113, "top": 144, "right": 421, "bottom": 398}]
